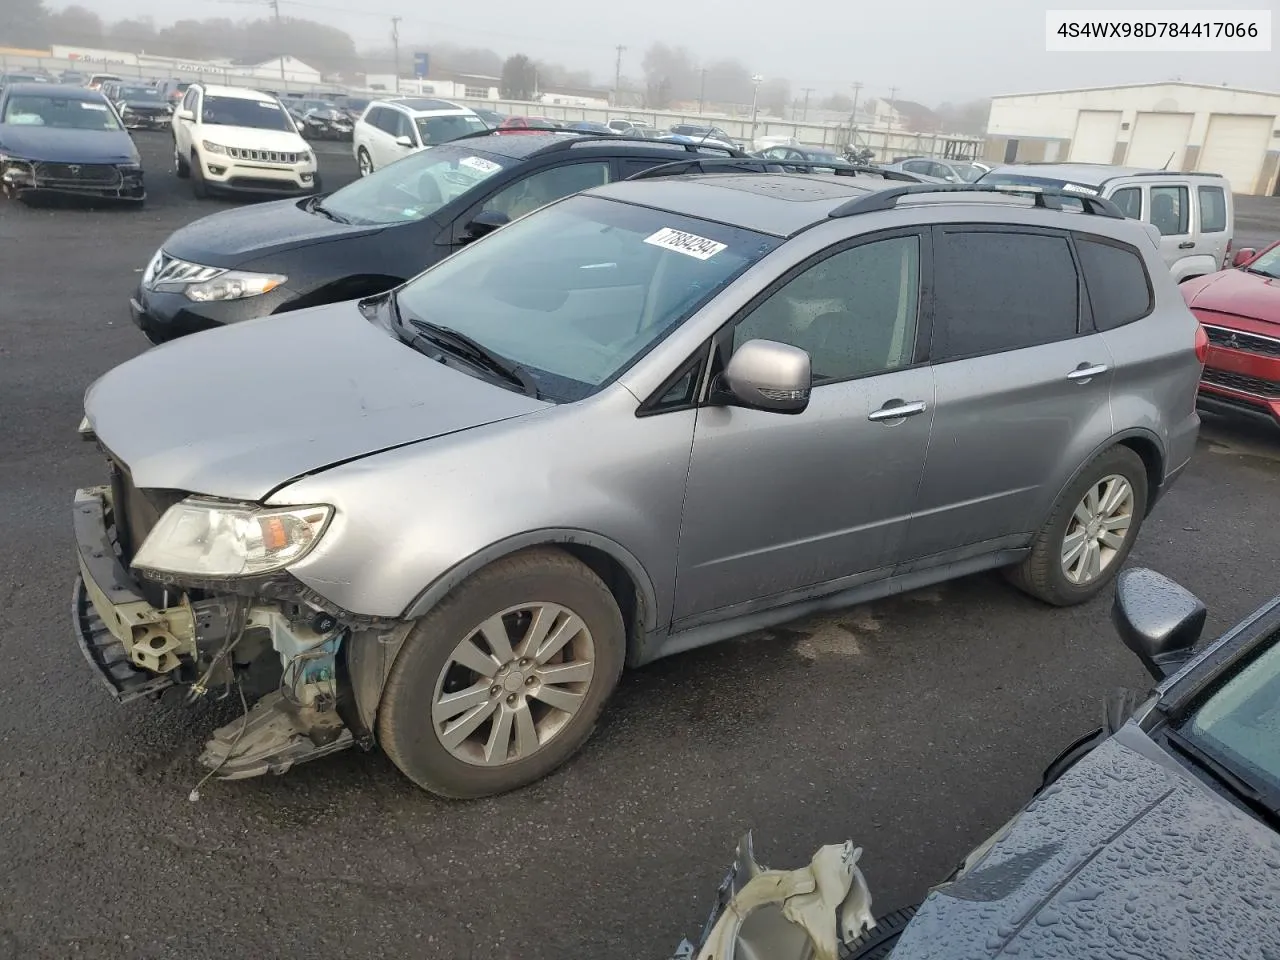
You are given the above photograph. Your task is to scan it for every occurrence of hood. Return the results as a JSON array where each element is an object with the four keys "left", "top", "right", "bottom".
[
  {"left": 888, "top": 728, "right": 1280, "bottom": 960},
  {"left": 0, "top": 125, "right": 138, "bottom": 164},
  {"left": 1180, "top": 268, "right": 1280, "bottom": 325},
  {"left": 200, "top": 124, "right": 308, "bottom": 153},
  {"left": 161, "top": 196, "right": 384, "bottom": 266},
  {"left": 83, "top": 302, "right": 547, "bottom": 501}
]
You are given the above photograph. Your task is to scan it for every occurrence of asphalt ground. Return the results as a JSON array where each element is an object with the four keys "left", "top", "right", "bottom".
[{"left": 1, "top": 132, "right": 1279, "bottom": 959}]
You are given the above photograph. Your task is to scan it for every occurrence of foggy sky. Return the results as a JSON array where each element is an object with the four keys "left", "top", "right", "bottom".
[{"left": 51, "top": 0, "right": 1279, "bottom": 103}]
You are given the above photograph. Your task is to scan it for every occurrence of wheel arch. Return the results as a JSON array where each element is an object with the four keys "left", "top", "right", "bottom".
[{"left": 1053, "top": 427, "right": 1166, "bottom": 520}]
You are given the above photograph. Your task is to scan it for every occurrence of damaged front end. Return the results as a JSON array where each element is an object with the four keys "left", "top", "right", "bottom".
[
  {"left": 672, "top": 833, "right": 876, "bottom": 960},
  {"left": 72, "top": 460, "right": 394, "bottom": 781}
]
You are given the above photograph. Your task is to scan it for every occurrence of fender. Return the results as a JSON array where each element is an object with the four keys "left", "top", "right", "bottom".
[
  {"left": 1045, "top": 426, "right": 1167, "bottom": 520},
  {"left": 401, "top": 527, "right": 660, "bottom": 634}
]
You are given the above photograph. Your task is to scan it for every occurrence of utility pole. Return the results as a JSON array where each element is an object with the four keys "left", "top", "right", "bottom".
[
  {"left": 697, "top": 68, "right": 707, "bottom": 114},
  {"left": 613, "top": 45, "right": 626, "bottom": 105},
  {"left": 269, "top": 0, "right": 285, "bottom": 81},
  {"left": 800, "top": 87, "right": 813, "bottom": 122},
  {"left": 391, "top": 16, "right": 402, "bottom": 95},
  {"left": 884, "top": 85, "right": 897, "bottom": 157},
  {"left": 749, "top": 74, "right": 763, "bottom": 146}
]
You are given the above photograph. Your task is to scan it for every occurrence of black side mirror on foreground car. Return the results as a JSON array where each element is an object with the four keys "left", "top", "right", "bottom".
[
  {"left": 1113, "top": 567, "right": 1206, "bottom": 680},
  {"left": 463, "top": 209, "right": 510, "bottom": 241}
]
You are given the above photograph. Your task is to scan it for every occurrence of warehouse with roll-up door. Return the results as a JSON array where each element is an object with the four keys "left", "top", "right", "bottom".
[{"left": 984, "top": 81, "right": 1280, "bottom": 195}]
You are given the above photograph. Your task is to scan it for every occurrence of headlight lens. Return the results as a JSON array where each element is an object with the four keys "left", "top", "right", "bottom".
[
  {"left": 184, "top": 270, "right": 287, "bottom": 302},
  {"left": 133, "top": 498, "right": 333, "bottom": 578},
  {"left": 201, "top": 140, "right": 227, "bottom": 154}
]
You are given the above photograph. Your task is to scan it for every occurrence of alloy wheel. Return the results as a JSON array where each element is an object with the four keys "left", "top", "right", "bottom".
[
  {"left": 358, "top": 150, "right": 372, "bottom": 176},
  {"left": 1060, "top": 474, "right": 1134, "bottom": 585},
  {"left": 431, "top": 603, "right": 596, "bottom": 766}
]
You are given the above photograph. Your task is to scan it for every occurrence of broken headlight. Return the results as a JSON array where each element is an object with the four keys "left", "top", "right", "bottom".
[{"left": 133, "top": 498, "right": 333, "bottom": 579}]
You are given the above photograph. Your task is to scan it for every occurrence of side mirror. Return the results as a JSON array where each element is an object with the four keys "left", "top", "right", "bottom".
[
  {"left": 1232, "top": 248, "right": 1257, "bottom": 267},
  {"left": 175, "top": 108, "right": 194, "bottom": 121},
  {"left": 718, "top": 339, "right": 811, "bottom": 415},
  {"left": 463, "top": 209, "right": 511, "bottom": 241},
  {"left": 1112, "top": 567, "right": 1206, "bottom": 681},
  {"left": 394, "top": 135, "right": 415, "bottom": 148}
]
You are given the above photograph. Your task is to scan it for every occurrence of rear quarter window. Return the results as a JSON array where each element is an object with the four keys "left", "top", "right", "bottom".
[
  {"left": 931, "top": 229, "right": 1081, "bottom": 361},
  {"left": 1075, "top": 236, "right": 1154, "bottom": 331},
  {"left": 1198, "top": 185, "right": 1227, "bottom": 232}
]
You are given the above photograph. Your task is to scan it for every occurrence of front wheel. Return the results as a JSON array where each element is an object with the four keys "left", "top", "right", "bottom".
[
  {"left": 357, "top": 146, "right": 373, "bottom": 177},
  {"left": 190, "top": 151, "right": 208, "bottom": 199},
  {"left": 1006, "top": 445, "right": 1149, "bottom": 606},
  {"left": 174, "top": 142, "right": 189, "bottom": 179},
  {"left": 377, "top": 548, "right": 625, "bottom": 799}
]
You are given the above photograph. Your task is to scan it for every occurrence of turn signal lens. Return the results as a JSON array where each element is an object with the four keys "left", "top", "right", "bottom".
[{"left": 1194, "top": 324, "right": 1209, "bottom": 365}]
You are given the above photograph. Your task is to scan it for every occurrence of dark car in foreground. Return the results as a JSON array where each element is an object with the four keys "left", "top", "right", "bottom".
[
  {"left": 128, "top": 132, "right": 744, "bottom": 342},
  {"left": 1181, "top": 240, "right": 1280, "bottom": 429},
  {"left": 0, "top": 83, "right": 144, "bottom": 204},
  {"left": 680, "top": 566, "right": 1280, "bottom": 959}
]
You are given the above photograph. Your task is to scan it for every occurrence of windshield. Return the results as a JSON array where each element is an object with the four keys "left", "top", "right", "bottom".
[
  {"left": 416, "top": 113, "right": 488, "bottom": 145},
  {"left": 394, "top": 195, "right": 780, "bottom": 401},
  {"left": 320, "top": 143, "right": 511, "bottom": 225},
  {"left": 1245, "top": 245, "right": 1280, "bottom": 279},
  {"left": 1, "top": 94, "right": 122, "bottom": 130},
  {"left": 1184, "top": 636, "right": 1280, "bottom": 804},
  {"left": 120, "top": 87, "right": 163, "bottom": 103},
  {"left": 201, "top": 95, "right": 294, "bottom": 131}
]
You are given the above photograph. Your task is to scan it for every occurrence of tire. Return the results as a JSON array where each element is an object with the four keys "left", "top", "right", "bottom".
[
  {"left": 377, "top": 547, "right": 625, "bottom": 799},
  {"left": 190, "top": 151, "right": 208, "bottom": 199},
  {"left": 357, "top": 147, "right": 373, "bottom": 177},
  {"left": 1006, "top": 445, "right": 1148, "bottom": 606},
  {"left": 173, "top": 142, "right": 189, "bottom": 179},
  {"left": 841, "top": 907, "right": 918, "bottom": 959}
]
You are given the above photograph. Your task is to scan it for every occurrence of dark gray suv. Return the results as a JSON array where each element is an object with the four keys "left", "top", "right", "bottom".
[{"left": 73, "top": 172, "right": 1204, "bottom": 798}]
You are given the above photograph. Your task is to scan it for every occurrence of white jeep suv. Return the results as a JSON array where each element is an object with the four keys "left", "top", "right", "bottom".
[
  {"left": 172, "top": 83, "right": 318, "bottom": 199},
  {"left": 353, "top": 97, "right": 488, "bottom": 176}
]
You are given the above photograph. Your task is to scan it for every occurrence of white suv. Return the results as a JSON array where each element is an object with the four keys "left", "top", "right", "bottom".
[
  {"left": 353, "top": 97, "right": 488, "bottom": 176},
  {"left": 172, "top": 83, "right": 318, "bottom": 199}
]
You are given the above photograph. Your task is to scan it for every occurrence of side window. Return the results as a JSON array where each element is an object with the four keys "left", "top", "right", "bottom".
[
  {"left": 1075, "top": 237, "right": 1153, "bottom": 331},
  {"left": 1150, "top": 185, "right": 1189, "bottom": 236},
  {"left": 481, "top": 161, "right": 611, "bottom": 221},
  {"left": 1109, "top": 187, "right": 1142, "bottom": 219},
  {"left": 903, "top": 160, "right": 930, "bottom": 175},
  {"left": 1198, "top": 185, "right": 1227, "bottom": 232},
  {"left": 181, "top": 88, "right": 196, "bottom": 113},
  {"left": 621, "top": 158, "right": 660, "bottom": 179},
  {"left": 733, "top": 235, "right": 921, "bottom": 384},
  {"left": 395, "top": 111, "right": 415, "bottom": 141},
  {"left": 931, "top": 230, "right": 1080, "bottom": 361},
  {"left": 364, "top": 106, "right": 384, "bottom": 130}
]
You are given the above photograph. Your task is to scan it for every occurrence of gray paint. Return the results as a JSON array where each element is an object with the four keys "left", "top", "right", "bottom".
[{"left": 890, "top": 726, "right": 1280, "bottom": 960}]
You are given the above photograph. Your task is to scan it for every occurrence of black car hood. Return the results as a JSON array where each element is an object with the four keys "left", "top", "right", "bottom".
[
  {"left": 83, "top": 301, "right": 548, "bottom": 501},
  {"left": 161, "top": 197, "right": 385, "bottom": 268},
  {"left": 890, "top": 726, "right": 1280, "bottom": 959},
  {"left": 0, "top": 125, "right": 138, "bottom": 164}
]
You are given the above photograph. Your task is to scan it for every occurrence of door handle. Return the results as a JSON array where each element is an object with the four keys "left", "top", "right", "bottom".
[
  {"left": 867, "top": 400, "right": 927, "bottom": 422},
  {"left": 1178, "top": 241, "right": 1195, "bottom": 249},
  {"left": 1066, "top": 363, "right": 1109, "bottom": 381}
]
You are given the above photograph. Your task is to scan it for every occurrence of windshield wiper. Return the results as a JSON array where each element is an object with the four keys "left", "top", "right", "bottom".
[
  {"left": 1165, "top": 728, "right": 1280, "bottom": 827},
  {"left": 309, "top": 197, "right": 347, "bottom": 223},
  {"left": 389, "top": 294, "right": 539, "bottom": 398},
  {"left": 1244, "top": 267, "right": 1279, "bottom": 279}
]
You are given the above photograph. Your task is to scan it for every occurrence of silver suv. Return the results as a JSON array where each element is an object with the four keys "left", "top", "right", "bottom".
[{"left": 72, "top": 171, "right": 1204, "bottom": 798}]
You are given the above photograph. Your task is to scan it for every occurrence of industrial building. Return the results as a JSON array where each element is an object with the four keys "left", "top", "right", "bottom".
[{"left": 984, "top": 81, "right": 1280, "bottom": 195}]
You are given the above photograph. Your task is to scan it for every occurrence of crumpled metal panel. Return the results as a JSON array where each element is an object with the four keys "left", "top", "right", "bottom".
[{"left": 890, "top": 729, "right": 1280, "bottom": 959}]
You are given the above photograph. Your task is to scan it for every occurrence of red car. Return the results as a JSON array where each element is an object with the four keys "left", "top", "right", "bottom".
[
  {"left": 495, "top": 115, "right": 562, "bottom": 134},
  {"left": 1181, "top": 240, "right": 1280, "bottom": 428}
]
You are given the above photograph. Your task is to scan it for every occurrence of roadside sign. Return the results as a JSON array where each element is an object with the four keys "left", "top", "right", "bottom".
[{"left": 413, "top": 52, "right": 428, "bottom": 78}]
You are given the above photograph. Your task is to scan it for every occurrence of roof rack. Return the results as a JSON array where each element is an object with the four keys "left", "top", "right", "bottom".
[
  {"left": 445, "top": 128, "right": 747, "bottom": 157},
  {"left": 828, "top": 183, "right": 1125, "bottom": 218},
  {"left": 626, "top": 157, "right": 920, "bottom": 182}
]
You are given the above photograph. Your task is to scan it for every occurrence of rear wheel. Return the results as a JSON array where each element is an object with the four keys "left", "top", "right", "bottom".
[
  {"left": 377, "top": 548, "right": 625, "bottom": 798},
  {"left": 357, "top": 147, "right": 373, "bottom": 177},
  {"left": 1006, "top": 445, "right": 1148, "bottom": 606},
  {"left": 173, "top": 142, "right": 189, "bottom": 179}
]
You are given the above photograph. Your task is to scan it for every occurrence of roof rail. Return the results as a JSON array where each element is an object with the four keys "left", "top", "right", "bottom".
[
  {"left": 625, "top": 157, "right": 920, "bottom": 182},
  {"left": 545, "top": 135, "right": 746, "bottom": 157},
  {"left": 828, "top": 183, "right": 1125, "bottom": 218}
]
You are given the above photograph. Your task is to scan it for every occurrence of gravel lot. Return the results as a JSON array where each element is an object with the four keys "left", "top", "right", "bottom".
[{"left": 2, "top": 131, "right": 1279, "bottom": 960}]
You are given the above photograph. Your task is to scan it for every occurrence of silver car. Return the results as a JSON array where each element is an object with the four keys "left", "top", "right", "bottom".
[{"left": 73, "top": 173, "right": 1204, "bottom": 798}]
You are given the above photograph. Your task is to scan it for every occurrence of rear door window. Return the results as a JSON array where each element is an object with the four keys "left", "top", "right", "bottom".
[
  {"left": 1075, "top": 237, "right": 1153, "bottom": 331},
  {"left": 931, "top": 228, "right": 1081, "bottom": 361},
  {"left": 1109, "top": 186, "right": 1142, "bottom": 219},
  {"left": 1150, "top": 185, "right": 1190, "bottom": 236},
  {"left": 1198, "top": 185, "right": 1227, "bottom": 232}
]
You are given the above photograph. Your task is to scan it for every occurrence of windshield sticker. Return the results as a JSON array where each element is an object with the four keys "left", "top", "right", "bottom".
[
  {"left": 80, "top": 102, "right": 108, "bottom": 111},
  {"left": 459, "top": 155, "right": 500, "bottom": 174},
  {"left": 644, "top": 227, "right": 727, "bottom": 260}
]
